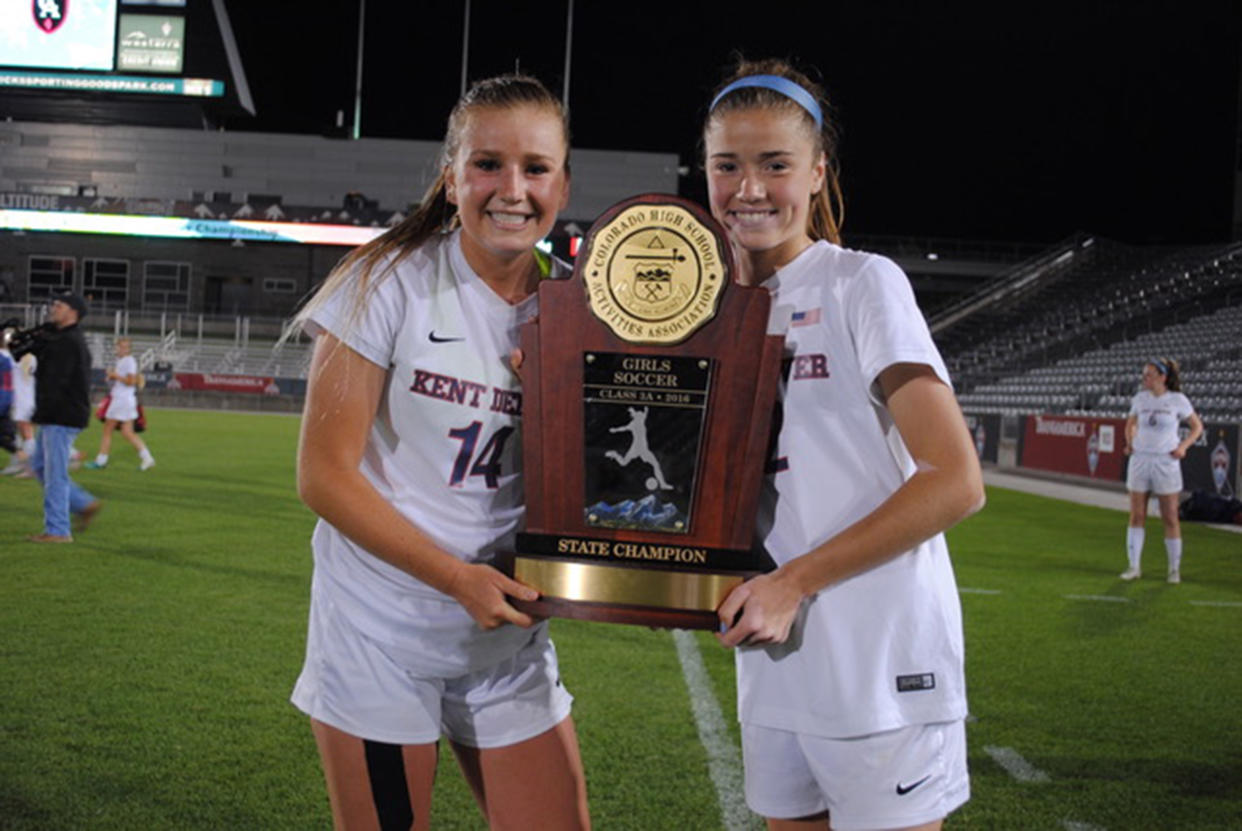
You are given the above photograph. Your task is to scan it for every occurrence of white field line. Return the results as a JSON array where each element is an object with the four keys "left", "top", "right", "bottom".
[
  {"left": 672, "top": 629, "right": 761, "bottom": 831},
  {"left": 986, "top": 746, "right": 1108, "bottom": 829},
  {"left": 1063, "top": 594, "right": 1132, "bottom": 603},
  {"left": 964, "top": 588, "right": 1236, "bottom": 607},
  {"left": 983, "top": 745, "right": 1051, "bottom": 783}
]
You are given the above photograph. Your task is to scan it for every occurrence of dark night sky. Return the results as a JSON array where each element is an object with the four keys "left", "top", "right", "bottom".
[{"left": 220, "top": 1, "right": 1241, "bottom": 246}]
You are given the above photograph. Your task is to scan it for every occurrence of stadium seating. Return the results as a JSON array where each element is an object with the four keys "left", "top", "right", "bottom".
[
  {"left": 944, "top": 239, "right": 1242, "bottom": 422},
  {"left": 86, "top": 331, "right": 313, "bottom": 379}
]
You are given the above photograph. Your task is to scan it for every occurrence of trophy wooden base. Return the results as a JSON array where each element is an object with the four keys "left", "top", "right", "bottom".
[
  {"left": 511, "top": 595, "right": 722, "bottom": 630},
  {"left": 506, "top": 554, "right": 749, "bottom": 631}
]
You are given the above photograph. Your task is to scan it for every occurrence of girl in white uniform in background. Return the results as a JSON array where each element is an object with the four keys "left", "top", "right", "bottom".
[
  {"left": 704, "top": 59, "right": 985, "bottom": 831},
  {"left": 2, "top": 351, "right": 37, "bottom": 476},
  {"left": 289, "top": 74, "right": 589, "bottom": 831},
  {"left": 1121, "top": 358, "right": 1202, "bottom": 583},
  {"left": 86, "top": 337, "right": 155, "bottom": 471}
]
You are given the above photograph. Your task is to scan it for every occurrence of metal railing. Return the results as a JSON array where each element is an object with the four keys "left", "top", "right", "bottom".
[{"left": 928, "top": 233, "right": 1092, "bottom": 334}]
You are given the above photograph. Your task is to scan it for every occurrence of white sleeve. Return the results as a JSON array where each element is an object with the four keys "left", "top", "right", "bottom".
[
  {"left": 845, "top": 255, "right": 951, "bottom": 400},
  {"left": 1177, "top": 393, "right": 1195, "bottom": 420},
  {"left": 305, "top": 258, "right": 408, "bottom": 369},
  {"left": 1128, "top": 395, "right": 1140, "bottom": 416}
]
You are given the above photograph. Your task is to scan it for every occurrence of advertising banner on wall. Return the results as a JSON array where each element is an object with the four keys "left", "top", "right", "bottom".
[
  {"left": 1017, "top": 414, "right": 1128, "bottom": 481},
  {"left": 1183, "top": 423, "right": 1239, "bottom": 498},
  {"left": 963, "top": 412, "right": 1002, "bottom": 464},
  {"left": 169, "top": 372, "right": 281, "bottom": 395},
  {"left": 130, "top": 370, "right": 305, "bottom": 398},
  {"left": 117, "top": 14, "right": 184, "bottom": 73}
]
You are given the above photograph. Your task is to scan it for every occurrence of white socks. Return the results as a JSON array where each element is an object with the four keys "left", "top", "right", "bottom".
[
  {"left": 95, "top": 454, "right": 109, "bottom": 465},
  {"left": 1126, "top": 526, "right": 1145, "bottom": 571},
  {"left": 1125, "top": 528, "right": 1183, "bottom": 579},
  {"left": 1165, "top": 537, "right": 1182, "bottom": 574}
]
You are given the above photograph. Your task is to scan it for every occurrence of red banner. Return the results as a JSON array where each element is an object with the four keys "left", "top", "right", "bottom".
[
  {"left": 1019, "top": 414, "right": 1128, "bottom": 481},
  {"left": 168, "top": 372, "right": 282, "bottom": 396}
]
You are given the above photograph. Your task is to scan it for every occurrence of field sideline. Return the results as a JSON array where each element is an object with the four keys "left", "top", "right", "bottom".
[{"left": 1, "top": 408, "right": 1239, "bottom": 830}]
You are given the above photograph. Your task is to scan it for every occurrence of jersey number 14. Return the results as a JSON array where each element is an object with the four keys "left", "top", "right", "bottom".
[{"left": 448, "top": 422, "right": 514, "bottom": 488}]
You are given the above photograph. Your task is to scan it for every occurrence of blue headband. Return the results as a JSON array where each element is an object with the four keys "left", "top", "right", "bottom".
[
  {"left": 709, "top": 74, "right": 824, "bottom": 129},
  {"left": 1150, "top": 359, "right": 1169, "bottom": 376}
]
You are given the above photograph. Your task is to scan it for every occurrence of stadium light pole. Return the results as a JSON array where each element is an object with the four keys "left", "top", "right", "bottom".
[
  {"left": 352, "top": 0, "right": 365, "bottom": 139},
  {"left": 460, "top": 0, "right": 471, "bottom": 96},
  {"left": 562, "top": 0, "right": 573, "bottom": 110}
]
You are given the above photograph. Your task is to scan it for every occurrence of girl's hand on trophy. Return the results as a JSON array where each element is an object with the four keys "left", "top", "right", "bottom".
[
  {"left": 508, "top": 348, "right": 525, "bottom": 383},
  {"left": 447, "top": 562, "right": 540, "bottom": 630},
  {"left": 715, "top": 571, "right": 802, "bottom": 648}
]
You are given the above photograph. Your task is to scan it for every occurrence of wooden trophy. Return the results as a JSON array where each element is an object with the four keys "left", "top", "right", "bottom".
[{"left": 507, "top": 194, "right": 784, "bottom": 629}]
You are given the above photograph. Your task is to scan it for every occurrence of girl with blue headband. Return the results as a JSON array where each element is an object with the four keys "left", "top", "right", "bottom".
[
  {"left": 1121, "top": 357, "right": 1202, "bottom": 583},
  {"left": 705, "top": 58, "right": 984, "bottom": 830}
]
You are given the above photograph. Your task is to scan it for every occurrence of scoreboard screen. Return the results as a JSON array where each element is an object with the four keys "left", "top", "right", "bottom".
[
  {"left": 0, "top": 0, "right": 237, "bottom": 104},
  {"left": 0, "top": 0, "right": 120, "bottom": 71}
]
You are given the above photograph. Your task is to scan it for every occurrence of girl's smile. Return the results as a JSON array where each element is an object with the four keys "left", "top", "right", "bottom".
[{"left": 705, "top": 108, "right": 825, "bottom": 281}]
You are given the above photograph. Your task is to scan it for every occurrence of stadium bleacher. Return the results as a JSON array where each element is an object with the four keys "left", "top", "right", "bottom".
[
  {"left": 82, "top": 331, "right": 313, "bottom": 379},
  {"left": 939, "top": 238, "right": 1242, "bottom": 421}
]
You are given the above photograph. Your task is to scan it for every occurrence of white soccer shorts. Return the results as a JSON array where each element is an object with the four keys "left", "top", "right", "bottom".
[
  {"left": 1126, "top": 452, "right": 1183, "bottom": 495},
  {"left": 741, "top": 719, "right": 970, "bottom": 830},
  {"left": 13, "top": 391, "right": 33, "bottom": 422},
  {"left": 103, "top": 396, "right": 139, "bottom": 422},
  {"left": 291, "top": 590, "right": 573, "bottom": 749}
]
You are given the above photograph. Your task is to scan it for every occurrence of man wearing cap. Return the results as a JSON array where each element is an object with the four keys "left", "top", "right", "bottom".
[{"left": 9, "top": 293, "right": 101, "bottom": 542}]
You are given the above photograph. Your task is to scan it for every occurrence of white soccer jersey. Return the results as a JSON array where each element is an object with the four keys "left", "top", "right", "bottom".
[
  {"left": 305, "top": 230, "right": 565, "bottom": 672},
  {"left": 12, "top": 353, "right": 35, "bottom": 422},
  {"left": 105, "top": 354, "right": 140, "bottom": 421},
  {"left": 737, "top": 240, "right": 968, "bottom": 739},
  {"left": 109, "top": 355, "right": 138, "bottom": 405},
  {"left": 1129, "top": 389, "right": 1194, "bottom": 455}
]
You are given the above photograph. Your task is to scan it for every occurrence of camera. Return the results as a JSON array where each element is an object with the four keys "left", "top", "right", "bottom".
[{"left": 2, "top": 318, "right": 50, "bottom": 357}]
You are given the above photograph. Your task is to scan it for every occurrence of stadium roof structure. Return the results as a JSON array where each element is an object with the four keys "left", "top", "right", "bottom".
[{"left": 0, "top": 0, "right": 254, "bottom": 129}]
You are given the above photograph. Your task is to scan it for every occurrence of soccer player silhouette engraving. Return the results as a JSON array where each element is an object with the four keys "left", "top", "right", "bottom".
[{"left": 605, "top": 406, "right": 673, "bottom": 490}]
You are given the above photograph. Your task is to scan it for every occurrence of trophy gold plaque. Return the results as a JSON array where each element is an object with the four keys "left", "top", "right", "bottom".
[{"left": 506, "top": 194, "right": 784, "bottom": 629}]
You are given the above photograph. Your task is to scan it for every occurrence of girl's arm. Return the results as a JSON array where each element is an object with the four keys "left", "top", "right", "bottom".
[
  {"left": 717, "top": 362, "right": 985, "bottom": 647},
  {"left": 1124, "top": 414, "right": 1138, "bottom": 454},
  {"left": 1172, "top": 411, "right": 1204, "bottom": 459},
  {"left": 297, "top": 332, "right": 539, "bottom": 629}
]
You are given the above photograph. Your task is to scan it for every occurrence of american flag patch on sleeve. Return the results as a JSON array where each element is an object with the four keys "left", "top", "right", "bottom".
[{"left": 791, "top": 308, "right": 822, "bottom": 326}]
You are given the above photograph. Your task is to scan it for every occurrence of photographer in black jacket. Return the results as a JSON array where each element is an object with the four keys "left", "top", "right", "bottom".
[{"left": 6, "top": 293, "right": 101, "bottom": 542}]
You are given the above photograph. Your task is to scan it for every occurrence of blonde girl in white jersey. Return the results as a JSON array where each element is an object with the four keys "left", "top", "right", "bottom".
[
  {"left": 704, "top": 58, "right": 985, "bottom": 831},
  {"left": 290, "top": 74, "right": 588, "bottom": 831},
  {"left": 85, "top": 337, "right": 155, "bottom": 471},
  {"left": 1121, "top": 358, "right": 1202, "bottom": 583}
]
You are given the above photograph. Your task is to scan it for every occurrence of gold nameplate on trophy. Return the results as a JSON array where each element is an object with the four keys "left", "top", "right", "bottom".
[{"left": 583, "top": 202, "right": 725, "bottom": 345}]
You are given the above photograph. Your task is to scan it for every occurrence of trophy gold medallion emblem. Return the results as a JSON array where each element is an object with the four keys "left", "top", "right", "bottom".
[
  {"left": 583, "top": 202, "right": 725, "bottom": 345},
  {"left": 504, "top": 194, "right": 784, "bottom": 630}
]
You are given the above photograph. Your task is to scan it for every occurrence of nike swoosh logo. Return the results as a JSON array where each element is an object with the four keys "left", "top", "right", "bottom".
[
  {"left": 428, "top": 331, "right": 465, "bottom": 343},
  {"left": 896, "top": 775, "right": 931, "bottom": 796}
]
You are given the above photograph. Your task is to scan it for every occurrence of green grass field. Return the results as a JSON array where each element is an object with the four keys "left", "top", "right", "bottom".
[{"left": 1, "top": 408, "right": 1239, "bottom": 830}]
